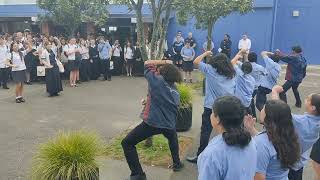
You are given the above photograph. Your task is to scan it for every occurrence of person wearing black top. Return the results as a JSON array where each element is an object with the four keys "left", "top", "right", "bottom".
[
  {"left": 41, "top": 42, "right": 63, "bottom": 97},
  {"left": 89, "top": 39, "right": 100, "bottom": 80},
  {"left": 184, "top": 32, "right": 197, "bottom": 49},
  {"left": 220, "top": 34, "right": 232, "bottom": 58},
  {"left": 133, "top": 42, "right": 144, "bottom": 76}
]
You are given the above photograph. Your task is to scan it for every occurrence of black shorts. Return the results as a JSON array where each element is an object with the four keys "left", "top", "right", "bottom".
[
  {"left": 310, "top": 138, "right": 320, "bottom": 163},
  {"left": 68, "top": 60, "right": 80, "bottom": 71},
  {"left": 182, "top": 61, "right": 194, "bottom": 72}
]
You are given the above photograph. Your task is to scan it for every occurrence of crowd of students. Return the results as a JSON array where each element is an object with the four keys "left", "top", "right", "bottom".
[
  {"left": 120, "top": 44, "right": 319, "bottom": 180},
  {"left": 0, "top": 30, "right": 146, "bottom": 102}
]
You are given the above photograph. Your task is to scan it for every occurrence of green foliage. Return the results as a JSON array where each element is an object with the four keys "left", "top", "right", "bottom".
[
  {"left": 177, "top": 83, "right": 193, "bottom": 107},
  {"left": 37, "top": 0, "right": 109, "bottom": 35},
  {"left": 31, "top": 131, "right": 106, "bottom": 180},
  {"left": 176, "top": 0, "right": 253, "bottom": 29},
  {"left": 105, "top": 133, "right": 192, "bottom": 167}
]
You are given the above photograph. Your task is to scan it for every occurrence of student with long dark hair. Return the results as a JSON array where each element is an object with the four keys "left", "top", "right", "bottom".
[
  {"left": 124, "top": 41, "right": 135, "bottom": 77},
  {"left": 277, "top": 88, "right": 320, "bottom": 180},
  {"left": 121, "top": 60, "right": 183, "bottom": 180},
  {"left": 79, "top": 39, "right": 90, "bottom": 82},
  {"left": 187, "top": 51, "right": 236, "bottom": 163},
  {"left": 245, "top": 99, "right": 300, "bottom": 180},
  {"left": 6, "top": 42, "right": 28, "bottom": 103},
  {"left": 41, "top": 41, "right": 63, "bottom": 97},
  {"left": 0, "top": 36, "right": 10, "bottom": 89},
  {"left": 198, "top": 96, "right": 257, "bottom": 180},
  {"left": 89, "top": 39, "right": 100, "bottom": 80}
]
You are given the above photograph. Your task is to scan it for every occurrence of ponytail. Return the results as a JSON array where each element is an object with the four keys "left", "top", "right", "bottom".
[{"left": 222, "top": 128, "right": 251, "bottom": 148}]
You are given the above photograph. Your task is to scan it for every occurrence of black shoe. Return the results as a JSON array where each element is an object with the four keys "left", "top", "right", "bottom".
[
  {"left": 25, "top": 82, "right": 32, "bottom": 85},
  {"left": 186, "top": 156, "right": 198, "bottom": 164},
  {"left": 171, "top": 162, "right": 184, "bottom": 172},
  {"left": 3, "top": 86, "right": 9, "bottom": 89},
  {"left": 129, "top": 174, "right": 147, "bottom": 180},
  {"left": 295, "top": 103, "right": 302, "bottom": 108},
  {"left": 76, "top": 80, "right": 82, "bottom": 84}
]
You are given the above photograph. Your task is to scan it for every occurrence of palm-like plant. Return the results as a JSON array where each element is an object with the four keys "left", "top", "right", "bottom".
[{"left": 31, "top": 131, "right": 106, "bottom": 180}]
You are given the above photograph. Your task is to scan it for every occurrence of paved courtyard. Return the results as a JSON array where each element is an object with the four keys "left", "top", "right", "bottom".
[{"left": 0, "top": 66, "right": 319, "bottom": 180}]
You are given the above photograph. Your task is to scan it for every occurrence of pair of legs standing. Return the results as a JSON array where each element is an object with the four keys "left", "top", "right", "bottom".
[
  {"left": 15, "top": 82, "right": 25, "bottom": 103},
  {"left": 0, "top": 68, "right": 9, "bottom": 89},
  {"left": 183, "top": 71, "right": 192, "bottom": 83},
  {"left": 126, "top": 59, "right": 134, "bottom": 77},
  {"left": 279, "top": 80, "right": 302, "bottom": 107},
  {"left": 187, "top": 107, "right": 212, "bottom": 163},
  {"left": 69, "top": 70, "right": 78, "bottom": 87},
  {"left": 121, "top": 122, "right": 182, "bottom": 178},
  {"left": 101, "top": 59, "right": 112, "bottom": 81}
]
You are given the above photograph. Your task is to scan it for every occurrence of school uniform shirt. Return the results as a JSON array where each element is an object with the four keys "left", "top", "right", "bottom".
[
  {"left": 199, "top": 61, "right": 236, "bottom": 109},
  {"left": 254, "top": 132, "right": 289, "bottom": 180},
  {"left": 124, "top": 47, "right": 134, "bottom": 59},
  {"left": 173, "top": 41, "right": 184, "bottom": 54},
  {"left": 8, "top": 51, "right": 26, "bottom": 71},
  {"left": 181, "top": 47, "right": 195, "bottom": 61},
  {"left": 66, "top": 44, "right": 77, "bottom": 61},
  {"left": 250, "top": 62, "right": 267, "bottom": 89},
  {"left": 238, "top": 39, "right": 251, "bottom": 51},
  {"left": 98, "top": 42, "right": 111, "bottom": 60},
  {"left": 234, "top": 64, "right": 255, "bottom": 107},
  {"left": 260, "top": 57, "right": 281, "bottom": 90},
  {"left": 41, "top": 49, "right": 52, "bottom": 66},
  {"left": 142, "top": 64, "right": 180, "bottom": 130},
  {"left": 198, "top": 134, "right": 257, "bottom": 180},
  {"left": 80, "top": 46, "right": 90, "bottom": 60},
  {"left": 112, "top": 45, "right": 121, "bottom": 57},
  {"left": 0, "top": 44, "right": 9, "bottom": 68},
  {"left": 291, "top": 113, "right": 320, "bottom": 171}
]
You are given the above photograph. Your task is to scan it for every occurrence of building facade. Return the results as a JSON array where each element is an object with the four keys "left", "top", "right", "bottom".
[{"left": 0, "top": 0, "right": 319, "bottom": 64}]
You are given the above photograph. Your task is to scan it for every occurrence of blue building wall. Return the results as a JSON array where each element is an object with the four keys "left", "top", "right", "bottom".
[
  {"left": 167, "top": 6, "right": 274, "bottom": 64},
  {"left": 273, "top": 0, "right": 320, "bottom": 64}
]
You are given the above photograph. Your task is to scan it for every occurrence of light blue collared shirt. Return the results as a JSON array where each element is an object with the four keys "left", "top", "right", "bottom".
[
  {"left": 234, "top": 64, "right": 255, "bottom": 107},
  {"left": 250, "top": 62, "right": 267, "bottom": 89},
  {"left": 291, "top": 113, "right": 320, "bottom": 170},
  {"left": 198, "top": 134, "right": 257, "bottom": 180},
  {"left": 260, "top": 57, "right": 281, "bottom": 90},
  {"left": 199, "top": 62, "right": 235, "bottom": 109},
  {"left": 254, "top": 132, "right": 289, "bottom": 180},
  {"left": 98, "top": 42, "right": 111, "bottom": 60}
]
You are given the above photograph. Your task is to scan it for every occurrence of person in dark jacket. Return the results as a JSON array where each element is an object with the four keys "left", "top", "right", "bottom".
[
  {"left": 121, "top": 60, "right": 184, "bottom": 180},
  {"left": 276, "top": 46, "right": 307, "bottom": 108},
  {"left": 89, "top": 39, "right": 100, "bottom": 80},
  {"left": 220, "top": 34, "right": 232, "bottom": 58}
]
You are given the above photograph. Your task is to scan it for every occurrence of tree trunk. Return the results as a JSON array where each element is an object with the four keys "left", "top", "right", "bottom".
[
  {"left": 135, "top": 0, "right": 148, "bottom": 61},
  {"left": 149, "top": 0, "right": 164, "bottom": 60},
  {"left": 207, "top": 20, "right": 214, "bottom": 51},
  {"left": 156, "top": 6, "right": 172, "bottom": 59}
]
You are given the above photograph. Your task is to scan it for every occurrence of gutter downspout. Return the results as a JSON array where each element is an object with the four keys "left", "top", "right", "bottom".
[{"left": 270, "top": 0, "right": 279, "bottom": 51}]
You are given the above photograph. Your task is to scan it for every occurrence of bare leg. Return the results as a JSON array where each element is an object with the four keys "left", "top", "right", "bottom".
[
  {"left": 69, "top": 71, "right": 73, "bottom": 86},
  {"left": 15, "top": 83, "right": 20, "bottom": 97},
  {"left": 20, "top": 83, "right": 24, "bottom": 97},
  {"left": 312, "top": 160, "right": 320, "bottom": 180}
]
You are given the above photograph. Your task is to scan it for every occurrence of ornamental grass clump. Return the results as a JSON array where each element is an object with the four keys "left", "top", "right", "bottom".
[{"left": 31, "top": 130, "right": 106, "bottom": 180}]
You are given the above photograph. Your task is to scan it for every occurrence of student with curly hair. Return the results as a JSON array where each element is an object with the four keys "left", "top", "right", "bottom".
[{"left": 121, "top": 60, "right": 183, "bottom": 180}]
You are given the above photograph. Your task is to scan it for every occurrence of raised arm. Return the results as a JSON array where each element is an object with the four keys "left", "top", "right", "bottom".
[
  {"left": 193, "top": 51, "right": 212, "bottom": 65},
  {"left": 261, "top": 51, "right": 274, "bottom": 59},
  {"left": 231, "top": 49, "right": 246, "bottom": 65},
  {"left": 144, "top": 60, "right": 173, "bottom": 65}
]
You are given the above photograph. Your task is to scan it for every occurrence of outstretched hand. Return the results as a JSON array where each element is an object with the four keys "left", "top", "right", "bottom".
[{"left": 272, "top": 85, "right": 284, "bottom": 94}]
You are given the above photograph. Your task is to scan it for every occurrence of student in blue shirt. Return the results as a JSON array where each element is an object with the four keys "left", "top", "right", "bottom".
[
  {"left": 187, "top": 51, "right": 236, "bottom": 163},
  {"left": 198, "top": 96, "right": 257, "bottom": 180},
  {"left": 248, "top": 52, "right": 267, "bottom": 117},
  {"left": 121, "top": 60, "right": 183, "bottom": 180},
  {"left": 245, "top": 98, "right": 300, "bottom": 180},
  {"left": 231, "top": 51, "right": 255, "bottom": 114},
  {"left": 255, "top": 51, "right": 281, "bottom": 112},
  {"left": 181, "top": 41, "right": 195, "bottom": 83},
  {"left": 97, "top": 37, "right": 112, "bottom": 81},
  {"left": 310, "top": 139, "right": 320, "bottom": 180},
  {"left": 271, "top": 86, "right": 320, "bottom": 180}
]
